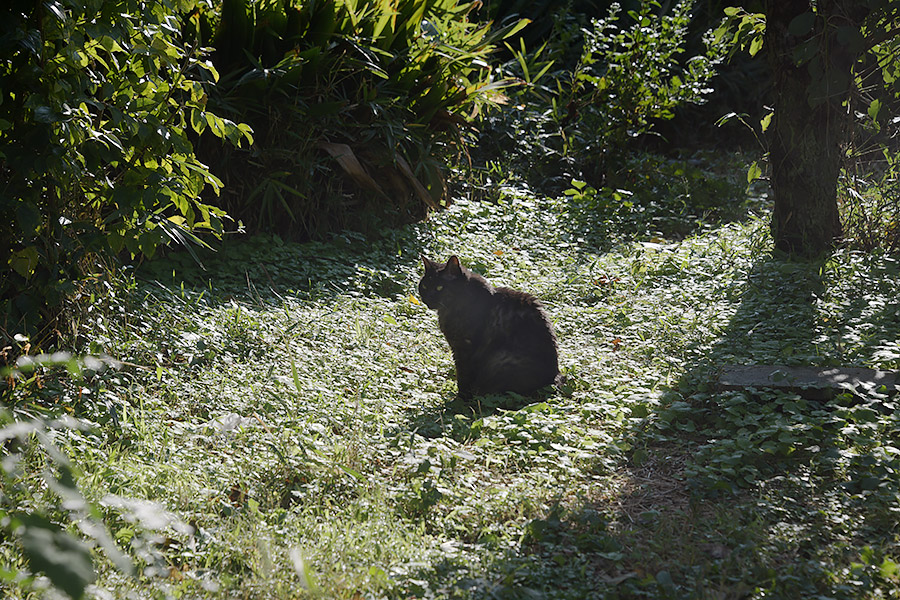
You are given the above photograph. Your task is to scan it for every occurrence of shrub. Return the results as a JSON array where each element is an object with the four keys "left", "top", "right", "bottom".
[
  {"left": 188, "top": 0, "right": 526, "bottom": 238},
  {"left": 841, "top": 150, "right": 900, "bottom": 252},
  {"left": 474, "top": 0, "right": 727, "bottom": 192},
  {"left": 0, "top": 0, "right": 251, "bottom": 348}
]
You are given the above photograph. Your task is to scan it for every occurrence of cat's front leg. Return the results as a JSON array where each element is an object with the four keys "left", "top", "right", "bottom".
[{"left": 453, "top": 353, "right": 476, "bottom": 399}]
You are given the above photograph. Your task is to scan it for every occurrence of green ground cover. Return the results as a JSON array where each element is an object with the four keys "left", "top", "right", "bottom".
[{"left": 3, "top": 165, "right": 900, "bottom": 599}]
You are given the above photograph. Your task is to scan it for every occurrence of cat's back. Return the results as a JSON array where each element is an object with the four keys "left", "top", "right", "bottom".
[
  {"left": 491, "top": 285, "right": 553, "bottom": 324},
  {"left": 486, "top": 285, "right": 558, "bottom": 356}
]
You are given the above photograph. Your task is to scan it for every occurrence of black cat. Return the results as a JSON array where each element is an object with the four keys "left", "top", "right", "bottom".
[{"left": 419, "top": 255, "right": 560, "bottom": 398}]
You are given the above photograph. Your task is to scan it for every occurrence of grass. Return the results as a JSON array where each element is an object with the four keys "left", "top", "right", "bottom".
[{"left": 2, "top": 161, "right": 900, "bottom": 599}]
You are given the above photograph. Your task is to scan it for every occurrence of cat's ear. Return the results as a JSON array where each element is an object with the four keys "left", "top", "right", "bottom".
[
  {"left": 421, "top": 254, "right": 438, "bottom": 272},
  {"left": 445, "top": 255, "right": 462, "bottom": 275}
]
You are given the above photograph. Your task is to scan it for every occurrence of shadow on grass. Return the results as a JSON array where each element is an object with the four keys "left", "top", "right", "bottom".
[
  {"left": 401, "top": 251, "right": 900, "bottom": 599},
  {"left": 406, "top": 390, "right": 557, "bottom": 441},
  {"left": 569, "top": 253, "right": 897, "bottom": 597},
  {"left": 134, "top": 225, "right": 430, "bottom": 307}
]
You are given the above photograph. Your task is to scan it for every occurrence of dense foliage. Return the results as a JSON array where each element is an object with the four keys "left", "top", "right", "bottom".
[
  {"left": 1, "top": 0, "right": 732, "bottom": 348},
  {"left": 0, "top": 0, "right": 251, "bottom": 347},
  {"left": 2, "top": 1, "right": 900, "bottom": 598},
  {"left": 188, "top": 0, "right": 526, "bottom": 237},
  {"left": 472, "top": 0, "right": 727, "bottom": 194}
]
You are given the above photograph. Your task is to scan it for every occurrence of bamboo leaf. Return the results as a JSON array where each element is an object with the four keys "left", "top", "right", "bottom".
[
  {"left": 318, "top": 142, "right": 388, "bottom": 198},
  {"left": 395, "top": 154, "right": 440, "bottom": 210}
]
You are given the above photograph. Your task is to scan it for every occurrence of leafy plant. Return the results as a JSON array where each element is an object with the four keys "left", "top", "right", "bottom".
[
  {"left": 474, "top": 0, "right": 728, "bottom": 192},
  {"left": 0, "top": 0, "right": 252, "bottom": 348},
  {"left": 562, "top": 151, "right": 749, "bottom": 247},
  {"left": 841, "top": 149, "right": 900, "bottom": 252},
  {"left": 572, "top": 1, "right": 725, "bottom": 168},
  {"left": 187, "top": 0, "right": 527, "bottom": 237},
  {"left": 1, "top": 356, "right": 133, "bottom": 599}
]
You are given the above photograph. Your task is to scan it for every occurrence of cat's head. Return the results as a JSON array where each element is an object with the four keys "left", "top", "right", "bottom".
[{"left": 419, "top": 255, "right": 465, "bottom": 309}]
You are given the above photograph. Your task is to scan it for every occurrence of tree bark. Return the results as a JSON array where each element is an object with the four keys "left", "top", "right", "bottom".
[{"left": 765, "top": 0, "right": 853, "bottom": 257}]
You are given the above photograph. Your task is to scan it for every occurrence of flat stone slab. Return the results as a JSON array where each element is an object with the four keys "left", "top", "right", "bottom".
[{"left": 718, "top": 365, "right": 899, "bottom": 400}]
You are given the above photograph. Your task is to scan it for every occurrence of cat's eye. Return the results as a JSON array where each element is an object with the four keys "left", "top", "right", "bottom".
[{"left": 436, "top": 285, "right": 443, "bottom": 291}]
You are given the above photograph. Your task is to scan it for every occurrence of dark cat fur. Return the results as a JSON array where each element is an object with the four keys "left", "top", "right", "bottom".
[{"left": 419, "top": 255, "right": 560, "bottom": 398}]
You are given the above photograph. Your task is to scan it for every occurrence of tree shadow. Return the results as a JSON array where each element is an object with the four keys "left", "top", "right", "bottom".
[
  {"left": 562, "top": 251, "right": 899, "bottom": 595},
  {"left": 134, "top": 225, "right": 430, "bottom": 308}
]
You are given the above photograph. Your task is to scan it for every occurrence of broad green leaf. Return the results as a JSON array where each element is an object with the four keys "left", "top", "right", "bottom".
[
  {"left": 880, "top": 557, "right": 900, "bottom": 579},
  {"left": 190, "top": 108, "right": 207, "bottom": 135},
  {"left": 107, "top": 230, "right": 125, "bottom": 253},
  {"left": 16, "top": 202, "right": 42, "bottom": 236},
  {"left": 205, "top": 112, "right": 225, "bottom": 137},
  {"left": 747, "top": 161, "right": 762, "bottom": 184},
  {"left": 9, "top": 247, "right": 40, "bottom": 279},
  {"left": 748, "top": 35, "right": 763, "bottom": 56},
  {"left": 868, "top": 99, "right": 882, "bottom": 123},
  {"left": 237, "top": 123, "right": 254, "bottom": 145},
  {"left": 19, "top": 514, "right": 95, "bottom": 600},
  {"left": 788, "top": 12, "right": 815, "bottom": 37},
  {"left": 836, "top": 25, "right": 865, "bottom": 54},
  {"left": 33, "top": 106, "right": 56, "bottom": 123}
]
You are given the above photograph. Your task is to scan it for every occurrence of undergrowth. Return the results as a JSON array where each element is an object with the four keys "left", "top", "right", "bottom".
[{"left": 2, "top": 166, "right": 900, "bottom": 599}]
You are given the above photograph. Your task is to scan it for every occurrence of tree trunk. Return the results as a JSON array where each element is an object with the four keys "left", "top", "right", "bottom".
[{"left": 765, "top": 0, "right": 854, "bottom": 257}]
